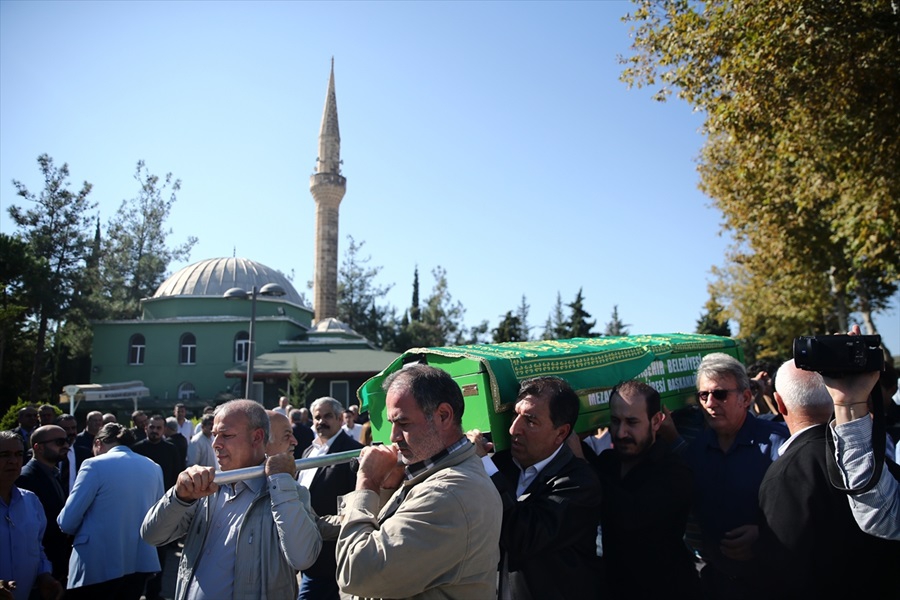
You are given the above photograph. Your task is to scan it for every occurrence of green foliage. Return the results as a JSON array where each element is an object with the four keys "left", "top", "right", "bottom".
[
  {"left": 621, "top": 0, "right": 900, "bottom": 355},
  {"left": 541, "top": 292, "right": 568, "bottom": 340},
  {"left": 337, "top": 235, "right": 394, "bottom": 346},
  {"left": 279, "top": 360, "right": 315, "bottom": 408},
  {"left": 566, "top": 288, "right": 597, "bottom": 338},
  {"left": 102, "top": 160, "right": 197, "bottom": 319},
  {"left": 695, "top": 293, "right": 732, "bottom": 337},
  {"left": 0, "top": 398, "right": 34, "bottom": 432},
  {"left": 394, "top": 266, "right": 467, "bottom": 349},
  {"left": 9, "top": 154, "right": 96, "bottom": 402},
  {"left": 493, "top": 311, "right": 527, "bottom": 343},
  {"left": 603, "top": 305, "right": 631, "bottom": 337}
]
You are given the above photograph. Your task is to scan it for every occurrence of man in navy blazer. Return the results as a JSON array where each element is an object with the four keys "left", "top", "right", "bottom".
[
  {"left": 16, "top": 424, "right": 73, "bottom": 585},
  {"left": 56, "top": 414, "right": 92, "bottom": 495},
  {"left": 297, "top": 396, "right": 363, "bottom": 600}
]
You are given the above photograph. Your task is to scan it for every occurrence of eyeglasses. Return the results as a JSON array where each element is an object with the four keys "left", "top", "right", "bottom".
[
  {"left": 697, "top": 389, "right": 738, "bottom": 403},
  {"left": 38, "top": 438, "right": 69, "bottom": 447}
]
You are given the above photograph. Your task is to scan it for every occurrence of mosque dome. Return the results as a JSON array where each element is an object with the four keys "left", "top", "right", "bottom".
[{"left": 153, "top": 257, "right": 306, "bottom": 306}]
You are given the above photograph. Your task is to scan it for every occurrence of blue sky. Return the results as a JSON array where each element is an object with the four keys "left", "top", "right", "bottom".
[{"left": 2, "top": 0, "right": 897, "bottom": 353}]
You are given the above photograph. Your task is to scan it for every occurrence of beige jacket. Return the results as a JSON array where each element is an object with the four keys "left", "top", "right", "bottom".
[{"left": 336, "top": 442, "right": 502, "bottom": 599}]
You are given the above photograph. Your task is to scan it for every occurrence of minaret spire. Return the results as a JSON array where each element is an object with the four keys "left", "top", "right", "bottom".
[{"left": 310, "top": 58, "right": 347, "bottom": 323}]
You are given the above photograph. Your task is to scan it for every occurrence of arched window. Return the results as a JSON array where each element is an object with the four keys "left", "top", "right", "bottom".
[
  {"left": 129, "top": 334, "right": 145, "bottom": 365},
  {"left": 234, "top": 331, "right": 250, "bottom": 363},
  {"left": 180, "top": 333, "right": 197, "bottom": 365},
  {"left": 178, "top": 382, "right": 197, "bottom": 400}
]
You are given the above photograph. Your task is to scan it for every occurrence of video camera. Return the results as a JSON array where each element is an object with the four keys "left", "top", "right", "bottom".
[{"left": 793, "top": 334, "right": 884, "bottom": 377}]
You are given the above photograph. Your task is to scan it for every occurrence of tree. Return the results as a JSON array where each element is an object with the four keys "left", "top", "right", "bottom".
[
  {"left": 515, "top": 295, "right": 532, "bottom": 341},
  {"left": 279, "top": 360, "right": 315, "bottom": 408},
  {"left": 621, "top": 0, "right": 900, "bottom": 355},
  {"left": 493, "top": 311, "right": 527, "bottom": 343},
  {"left": 337, "top": 235, "right": 394, "bottom": 345},
  {"left": 409, "top": 266, "right": 421, "bottom": 322},
  {"left": 102, "top": 161, "right": 197, "bottom": 319},
  {"left": 400, "top": 266, "right": 467, "bottom": 348},
  {"left": 565, "top": 288, "right": 596, "bottom": 338},
  {"left": 0, "top": 234, "right": 49, "bottom": 413},
  {"left": 541, "top": 292, "right": 569, "bottom": 340},
  {"left": 603, "top": 305, "right": 631, "bottom": 336},
  {"left": 9, "top": 154, "right": 95, "bottom": 402},
  {"left": 695, "top": 292, "right": 732, "bottom": 337}
]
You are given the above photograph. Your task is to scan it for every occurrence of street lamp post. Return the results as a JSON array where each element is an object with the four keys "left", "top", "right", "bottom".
[{"left": 223, "top": 283, "right": 286, "bottom": 400}]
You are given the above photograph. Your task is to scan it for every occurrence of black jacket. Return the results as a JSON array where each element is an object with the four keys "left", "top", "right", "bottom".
[
  {"left": 592, "top": 442, "right": 699, "bottom": 598},
  {"left": 491, "top": 445, "right": 602, "bottom": 600},
  {"left": 301, "top": 431, "right": 364, "bottom": 580}
]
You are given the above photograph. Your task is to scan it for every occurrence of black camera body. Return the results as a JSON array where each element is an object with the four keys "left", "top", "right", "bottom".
[{"left": 793, "top": 334, "right": 884, "bottom": 377}]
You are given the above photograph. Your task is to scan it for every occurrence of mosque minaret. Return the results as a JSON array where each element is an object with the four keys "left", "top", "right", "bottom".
[{"left": 310, "top": 58, "right": 346, "bottom": 322}]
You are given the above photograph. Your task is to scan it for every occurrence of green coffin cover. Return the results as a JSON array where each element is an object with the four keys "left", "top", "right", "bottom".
[{"left": 358, "top": 333, "right": 742, "bottom": 449}]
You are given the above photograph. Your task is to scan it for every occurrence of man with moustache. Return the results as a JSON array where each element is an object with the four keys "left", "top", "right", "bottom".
[
  {"left": 590, "top": 380, "right": 698, "bottom": 598},
  {"left": 55, "top": 414, "right": 92, "bottom": 495},
  {"left": 132, "top": 414, "right": 183, "bottom": 600},
  {"left": 16, "top": 425, "right": 73, "bottom": 584},
  {"left": 334, "top": 364, "right": 501, "bottom": 599},
  {"left": 297, "top": 397, "right": 363, "bottom": 600},
  {"left": 468, "top": 376, "right": 602, "bottom": 600},
  {"left": 142, "top": 399, "right": 320, "bottom": 600}
]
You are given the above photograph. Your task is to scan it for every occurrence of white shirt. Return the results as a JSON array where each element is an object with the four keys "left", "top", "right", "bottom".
[
  {"left": 176, "top": 419, "right": 194, "bottom": 441},
  {"left": 342, "top": 423, "right": 363, "bottom": 443},
  {"left": 297, "top": 433, "right": 340, "bottom": 489},
  {"left": 481, "top": 443, "right": 564, "bottom": 497}
]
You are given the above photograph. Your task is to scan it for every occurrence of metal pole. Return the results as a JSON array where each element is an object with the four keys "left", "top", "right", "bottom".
[
  {"left": 245, "top": 286, "right": 258, "bottom": 399},
  {"left": 213, "top": 448, "right": 363, "bottom": 485}
]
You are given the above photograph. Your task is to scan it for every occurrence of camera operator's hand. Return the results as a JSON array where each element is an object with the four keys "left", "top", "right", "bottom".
[{"left": 822, "top": 325, "right": 880, "bottom": 425}]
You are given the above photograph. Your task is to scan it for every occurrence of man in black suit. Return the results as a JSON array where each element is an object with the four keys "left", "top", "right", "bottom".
[
  {"left": 468, "top": 376, "right": 602, "bottom": 600},
  {"left": 756, "top": 359, "right": 898, "bottom": 598},
  {"left": 591, "top": 380, "right": 699, "bottom": 599},
  {"left": 297, "top": 397, "right": 363, "bottom": 600},
  {"left": 55, "top": 414, "right": 91, "bottom": 495},
  {"left": 16, "top": 424, "right": 73, "bottom": 584}
]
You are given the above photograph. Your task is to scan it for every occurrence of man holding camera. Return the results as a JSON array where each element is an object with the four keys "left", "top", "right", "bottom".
[
  {"left": 820, "top": 326, "right": 900, "bottom": 540},
  {"left": 755, "top": 358, "right": 896, "bottom": 596}
]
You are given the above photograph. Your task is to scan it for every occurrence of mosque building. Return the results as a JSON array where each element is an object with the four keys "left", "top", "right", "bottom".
[{"left": 86, "top": 62, "right": 398, "bottom": 411}]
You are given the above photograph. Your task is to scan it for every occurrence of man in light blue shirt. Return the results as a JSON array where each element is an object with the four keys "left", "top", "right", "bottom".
[
  {"left": 142, "top": 399, "right": 321, "bottom": 600},
  {"left": 0, "top": 430, "right": 62, "bottom": 600}
]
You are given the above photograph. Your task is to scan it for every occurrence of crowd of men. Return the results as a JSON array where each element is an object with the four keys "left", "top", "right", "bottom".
[{"left": 2, "top": 339, "right": 898, "bottom": 600}]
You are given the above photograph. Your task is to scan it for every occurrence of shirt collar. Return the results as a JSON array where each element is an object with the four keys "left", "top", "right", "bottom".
[
  {"left": 778, "top": 423, "right": 819, "bottom": 456},
  {"left": 405, "top": 437, "right": 469, "bottom": 480},
  {"left": 513, "top": 442, "right": 564, "bottom": 479}
]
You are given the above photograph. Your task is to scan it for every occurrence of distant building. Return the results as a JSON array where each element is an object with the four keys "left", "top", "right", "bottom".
[{"left": 87, "top": 62, "right": 398, "bottom": 412}]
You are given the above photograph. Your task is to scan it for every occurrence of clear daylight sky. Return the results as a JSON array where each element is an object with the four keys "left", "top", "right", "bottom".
[{"left": 1, "top": 0, "right": 897, "bottom": 354}]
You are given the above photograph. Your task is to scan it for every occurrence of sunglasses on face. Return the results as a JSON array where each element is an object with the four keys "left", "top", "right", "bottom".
[
  {"left": 697, "top": 389, "right": 738, "bottom": 403},
  {"left": 38, "top": 438, "right": 69, "bottom": 447}
]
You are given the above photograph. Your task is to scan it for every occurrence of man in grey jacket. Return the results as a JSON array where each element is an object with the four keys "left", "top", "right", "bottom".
[
  {"left": 335, "top": 364, "right": 502, "bottom": 600},
  {"left": 141, "top": 399, "right": 321, "bottom": 600}
]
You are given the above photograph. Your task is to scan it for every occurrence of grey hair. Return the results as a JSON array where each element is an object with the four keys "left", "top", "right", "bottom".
[
  {"left": 310, "top": 397, "right": 344, "bottom": 417},
  {"left": 215, "top": 399, "right": 269, "bottom": 440},
  {"left": 696, "top": 352, "right": 751, "bottom": 391},
  {"left": 164, "top": 417, "right": 179, "bottom": 432},
  {"left": 774, "top": 359, "right": 832, "bottom": 410},
  {"left": 382, "top": 364, "right": 464, "bottom": 428}
]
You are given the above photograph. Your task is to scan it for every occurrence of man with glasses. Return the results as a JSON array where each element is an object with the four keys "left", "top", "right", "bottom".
[
  {"left": 16, "top": 425, "right": 73, "bottom": 585},
  {"left": 0, "top": 430, "right": 62, "bottom": 600},
  {"left": 674, "top": 353, "right": 787, "bottom": 599}
]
